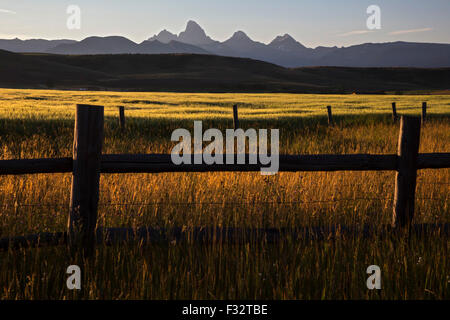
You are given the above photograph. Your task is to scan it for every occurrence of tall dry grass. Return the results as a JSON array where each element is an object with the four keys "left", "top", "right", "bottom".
[{"left": 0, "top": 90, "right": 448, "bottom": 299}]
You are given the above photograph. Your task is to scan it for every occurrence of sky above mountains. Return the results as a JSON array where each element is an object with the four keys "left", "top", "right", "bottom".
[{"left": 0, "top": 0, "right": 449, "bottom": 48}]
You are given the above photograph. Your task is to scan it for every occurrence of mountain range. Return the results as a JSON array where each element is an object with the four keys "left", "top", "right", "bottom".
[{"left": 1, "top": 20, "right": 450, "bottom": 68}]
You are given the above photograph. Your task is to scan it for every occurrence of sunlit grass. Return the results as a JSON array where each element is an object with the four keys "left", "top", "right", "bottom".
[
  {"left": 0, "top": 89, "right": 448, "bottom": 299},
  {"left": 1, "top": 88, "right": 450, "bottom": 121}
]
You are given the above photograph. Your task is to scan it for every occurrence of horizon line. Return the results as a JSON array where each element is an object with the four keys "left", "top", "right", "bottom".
[{"left": 1, "top": 35, "right": 449, "bottom": 50}]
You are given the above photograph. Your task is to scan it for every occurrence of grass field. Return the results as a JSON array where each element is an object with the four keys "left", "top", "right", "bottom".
[{"left": 0, "top": 88, "right": 449, "bottom": 299}]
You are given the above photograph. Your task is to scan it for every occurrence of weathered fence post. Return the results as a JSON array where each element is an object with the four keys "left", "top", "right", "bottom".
[
  {"left": 233, "top": 104, "right": 239, "bottom": 130},
  {"left": 327, "top": 106, "right": 333, "bottom": 126},
  {"left": 392, "top": 102, "right": 398, "bottom": 122},
  {"left": 68, "top": 104, "right": 104, "bottom": 252},
  {"left": 422, "top": 102, "right": 427, "bottom": 124},
  {"left": 119, "top": 106, "right": 125, "bottom": 130},
  {"left": 392, "top": 116, "right": 421, "bottom": 228}
]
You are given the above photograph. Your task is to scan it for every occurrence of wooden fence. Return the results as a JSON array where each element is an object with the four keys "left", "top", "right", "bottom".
[
  {"left": 233, "top": 102, "right": 428, "bottom": 127},
  {"left": 0, "top": 104, "right": 449, "bottom": 250}
]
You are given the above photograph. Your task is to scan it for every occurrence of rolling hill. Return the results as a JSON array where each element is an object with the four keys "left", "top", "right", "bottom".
[
  {"left": 0, "top": 49, "right": 109, "bottom": 88},
  {"left": 1, "top": 50, "right": 449, "bottom": 93}
]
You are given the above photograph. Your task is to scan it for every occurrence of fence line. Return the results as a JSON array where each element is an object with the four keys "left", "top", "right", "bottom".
[
  {"left": 0, "top": 104, "right": 449, "bottom": 252},
  {"left": 1, "top": 153, "right": 448, "bottom": 175},
  {"left": 114, "top": 102, "right": 430, "bottom": 127}
]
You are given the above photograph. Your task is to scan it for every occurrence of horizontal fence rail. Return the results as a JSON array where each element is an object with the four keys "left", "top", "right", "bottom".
[
  {"left": 0, "top": 158, "right": 72, "bottom": 175},
  {"left": 101, "top": 154, "right": 399, "bottom": 173},
  {"left": 1, "top": 153, "right": 450, "bottom": 175},
  {"left": 416, "top": 153, "right": 450, "bottom": 169}
]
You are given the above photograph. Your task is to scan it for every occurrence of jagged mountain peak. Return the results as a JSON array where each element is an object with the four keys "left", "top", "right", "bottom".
[
  {"left": 178, "top": 20, "right": 215, "bottom": 45},
  {"left": 185, "top": 20, "right": 204, "bottom": 32},
  {"left": 226, "top": 31, "right": 254, "bottom": 43},
  {"left": 269, "top": 33, "right": 306, "bottom": 52},
  {"left": 232, "top": 31, "right": 250, "bottom": 39},
  {"left": 159, "top": 29, "right": 175, "bottom": 36},
  {"left": 148, "top": 29, "right": 177, "bottom": 43},
  {"left": 273, "top": 34, "right": 295, "bottom": 42}
]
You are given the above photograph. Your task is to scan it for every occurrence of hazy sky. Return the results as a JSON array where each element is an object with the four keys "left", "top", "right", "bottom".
[{"left": 0, "top": 0, "right": 449, "bottom": 48}]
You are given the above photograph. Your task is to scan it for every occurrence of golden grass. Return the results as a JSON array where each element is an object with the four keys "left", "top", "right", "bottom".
[
  {"left": 0, "top": 89, "right": 448, "bottom": 299},
  {"left": 1, "top": 88, "right": 450, "bottom": 121}
]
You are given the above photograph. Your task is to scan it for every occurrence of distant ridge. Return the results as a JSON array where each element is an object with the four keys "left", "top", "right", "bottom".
[
  {"left": 49, "top": 36, "right": 139, "bottom": 54},
  {"left": 1, "top": 49, "right": 449, "bottom": 93},
  {"left": 48, "top": 36, "right": 209, "bottom": 55},
  {"left": 1, "top": 20, "right": 450, "bottom": 68},
  {"left": 0, "top": 38, "right": 77, "bottom": 52}
]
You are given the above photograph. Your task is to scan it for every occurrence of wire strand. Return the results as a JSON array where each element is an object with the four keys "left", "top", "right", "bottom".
[{"left": 1, "top": 196, "right": 447, "bottom": 209}]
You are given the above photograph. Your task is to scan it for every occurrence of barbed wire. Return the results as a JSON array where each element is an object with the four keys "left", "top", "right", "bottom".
[
  {"left": 417, "top": 182, "right": 450, "bottom": 186},
  {"left": 96, "top": 198, "right": 394, "bottom": 207},
  {"left": 0, "top": 196, "right": 447, "bottom": 209}
]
